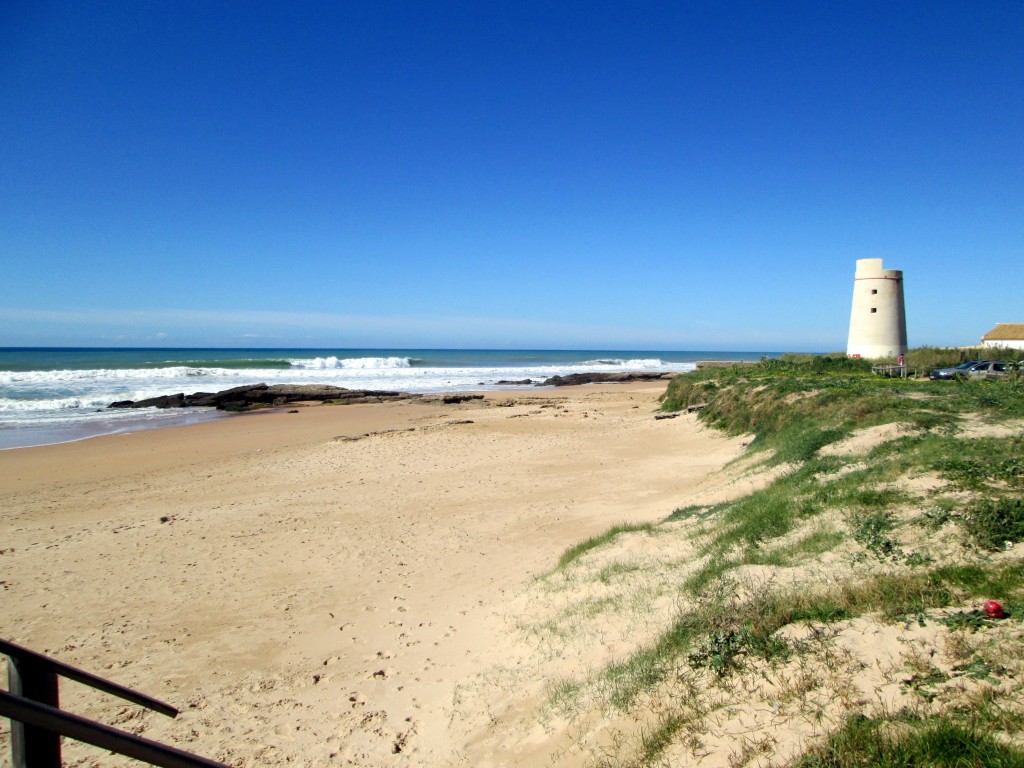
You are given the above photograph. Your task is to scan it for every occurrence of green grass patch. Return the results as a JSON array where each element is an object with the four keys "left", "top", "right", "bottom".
[
  {"left": 662, "top": 356, "right": 1024, "bottom": 470},
  {"left": 556, "top": 522, "right": 655, "bottom": 571},
  {"left": 663, "top": 504, "right": 710, "bottom": 522},
  {"left": 707, "top": 521, "right": 844, "bottom": 571},
  {"left": 712, "top": 484, "right": 803, "bottom": 549},
  {"left": 597, "top": 561, "right": 643, "bottom": 584},
  {"left": 683, "top": 555, "right": 736, "bottom": 594},
  {"left": 931, "top": 439, "right": 1024, "bottom": 491},
  {"left": 603, "top": 619, "right": 697, "bottom": 709},
  {"left": 795, "top": 715, "right": 1024, "bottom": 767},
  {"left": 689, "top": 458, "right": 906, "bottom": 575},
  {"left": 744, "top": 524, "right": 845, "bottom": 567},
  {"left": 850, "top": 509, "right": 905, "bottom": 562},
  {"left": 934, "top": 561, "right": 1024, "bottom": 599},
  {"left": 687, "top": 625, "right": 790, "bottom": 678},
  {"left": 594, "top": 560, "right": 1024, "bottom": 711},
  {"left": 632, "top": 714, "right": 689, "bottom": 767},
  {"left": 965, "top": 497, "right": 1024, "bottom": 551}
]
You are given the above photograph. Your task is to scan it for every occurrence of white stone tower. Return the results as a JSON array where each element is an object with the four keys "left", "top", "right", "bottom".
[{"left": 846, "top": 258, "right": 907, "bottom": 359}]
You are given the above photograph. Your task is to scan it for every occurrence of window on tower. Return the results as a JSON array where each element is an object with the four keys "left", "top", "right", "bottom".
[{"left": 870, "top": 308, "right": 877, "bottom": 313}]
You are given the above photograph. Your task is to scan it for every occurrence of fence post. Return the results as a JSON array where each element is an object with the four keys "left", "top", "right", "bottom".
[{"left": 9, "top": 655, "right": 62, "bottom": 768}]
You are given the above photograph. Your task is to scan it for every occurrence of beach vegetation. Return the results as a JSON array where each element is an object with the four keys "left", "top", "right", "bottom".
[
  {"left": 966, "top": 497, "right": 1024, "bottom": 551},
  {"left": 795, "top": 715, "right": 1024, "bottom": 767},
  {"left": 747, "top": 523, "right": 846, "bottom": 566},
  {"left": 597, "top": 561, "right": 643, "bottom": 584},
  {"left": 555, "top": 522, "right": 656, "bottom": 570},
  {"left": 531, "top": 354, "right": 1024, "bottom": 767},
  {"left": 547, "top": 560, "right": 1024, "bottom": 727}
]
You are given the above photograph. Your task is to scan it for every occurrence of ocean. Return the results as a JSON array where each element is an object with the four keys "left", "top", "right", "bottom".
[{"left": 0, "top": 347, "right": 771, "bottom": 450}]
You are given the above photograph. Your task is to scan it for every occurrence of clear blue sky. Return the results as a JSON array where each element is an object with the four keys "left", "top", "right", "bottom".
[{"left": 1, "top": 1, "right": 1021, "bottom": 351}]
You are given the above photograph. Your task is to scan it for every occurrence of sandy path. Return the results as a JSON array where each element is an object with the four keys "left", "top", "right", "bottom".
[{"left": 0, "top": 384, "right": 746, "bottom": 766}]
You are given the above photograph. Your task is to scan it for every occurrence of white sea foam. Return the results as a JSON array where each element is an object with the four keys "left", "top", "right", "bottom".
[
  {"left": 0, "top": 396, "right": 118, "bottom": 412},
  {"left": 1, "top": 360, "right": 699, "bottom": 408},
  {"left": 0, "top": 366, "right": 209, "bottom": 386},
  {"left": 290, "top": 356, "right": 413, "bottom": 369},
  {"left": 580, "top": 358, "right": 666, "bottom": 368},
  {"left": 0, "top": 355, "right": 700, "bottom": 448}
]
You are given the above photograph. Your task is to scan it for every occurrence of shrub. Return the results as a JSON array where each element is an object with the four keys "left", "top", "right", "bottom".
[{"left": 965, "top": 497, "right": 1024, "bottom": 551}]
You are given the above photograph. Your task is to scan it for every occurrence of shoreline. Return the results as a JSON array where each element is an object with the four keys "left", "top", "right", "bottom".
[
  {"left": 0, "top": 381, "right": 747, "bottom": 766},
  {"left": 0, "top": 407, "right": 231, "bottom": 452},
  {"left": 0, "top": 373, "right": 678, "bottom": 452}
]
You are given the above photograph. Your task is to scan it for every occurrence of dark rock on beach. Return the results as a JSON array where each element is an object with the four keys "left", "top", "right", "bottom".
[
  {"left": 108, "top": 383, "right": 421, "bottom": 412},
  {"left": 108, "top": 373, "right": 673, "bottom": 412},
  {"left": 540, "top": 372, "right": 673, "bottom": 387},
  {"left": 440, "top": 394, "right": 485, "bottom": 404},
  {"left": 109, "top": 393, "right": 189, "bottom": 409}
]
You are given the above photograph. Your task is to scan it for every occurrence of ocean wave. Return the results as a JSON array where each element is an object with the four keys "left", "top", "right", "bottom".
[
  {"left": 0, "top": 358, "right": 699, "bottom": 426},
  {"left": 289, "top": 356, "right": 413, "bottom": 370},
  {"left": 579, "top": 358, "right": 665, "bottom": 368},
  {"left": 0, "top": 366, "right": 211, "bottom": 385},
  {"left": 155, "top": 358, "right": 293, "bottom": 370},
  {"left": 0, "top": 396, "right": 117, "bottom": 412}
]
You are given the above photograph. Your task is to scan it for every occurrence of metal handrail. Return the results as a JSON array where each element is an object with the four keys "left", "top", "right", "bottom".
[
  {"left": 0, "top": 639, "right": 177, "bottom": 717},
  {"left": 3, "top": 639, "right": 230, "bottom": 767},
  {"left": 0, "top": 691, "right": 229, "bottom": 768}
]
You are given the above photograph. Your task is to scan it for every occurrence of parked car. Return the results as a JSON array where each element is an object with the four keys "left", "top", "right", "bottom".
[
  {"left": 967, "top": 360, "right": 1010, "bottom": 380},
  {"left": 928, "top": 361, "right": 989, "bottom": 380}
]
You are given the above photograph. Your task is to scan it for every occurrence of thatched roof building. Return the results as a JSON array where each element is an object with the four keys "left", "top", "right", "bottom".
[{"left": 981, "top": 323, "right": 1024, "bottom": 350}]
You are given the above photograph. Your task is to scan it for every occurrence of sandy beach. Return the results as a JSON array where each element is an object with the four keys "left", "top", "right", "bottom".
[{"left": 0, "top": 382, "right": 748, "bottom": 766}]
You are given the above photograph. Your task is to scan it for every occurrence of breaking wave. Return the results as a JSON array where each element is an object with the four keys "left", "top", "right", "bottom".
[{"left": 289, "top": 356, "right": 414, "bottom": 370}]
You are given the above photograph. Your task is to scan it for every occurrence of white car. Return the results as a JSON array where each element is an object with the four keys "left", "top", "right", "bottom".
[{"left": 966, "top": 360, "right": 1010, "bottom": 380}]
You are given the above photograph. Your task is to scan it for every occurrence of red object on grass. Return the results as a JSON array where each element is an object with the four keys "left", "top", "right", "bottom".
[{"left": 984, "top": 600, "right": 1004, "bottom": 618}]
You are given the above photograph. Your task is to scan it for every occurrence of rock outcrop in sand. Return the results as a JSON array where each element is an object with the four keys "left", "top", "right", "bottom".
[
  {"left": 107, "top": 373, "right": 670, "bottom": 411},
  {"left": 108, "top": 383, "right": 420, "bottom": 411},
  {"left": 540, "top": 371, "right": 673, "bottom": 386}
]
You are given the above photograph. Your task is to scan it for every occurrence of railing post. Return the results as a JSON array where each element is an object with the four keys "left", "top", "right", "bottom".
[{"left": 9, "top": 655, "right": 62, "bottom": 768}]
